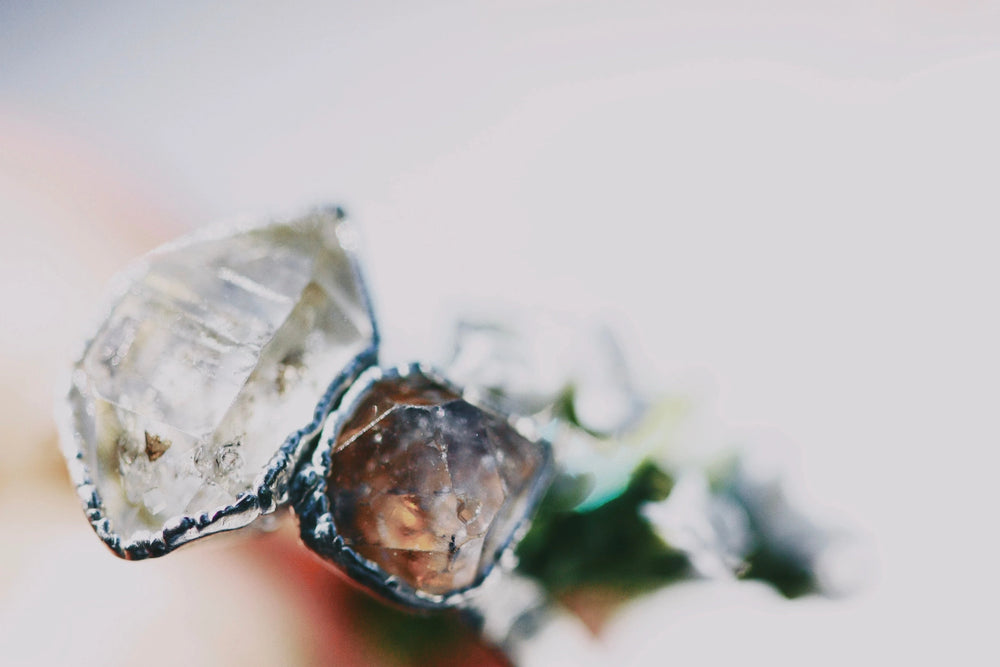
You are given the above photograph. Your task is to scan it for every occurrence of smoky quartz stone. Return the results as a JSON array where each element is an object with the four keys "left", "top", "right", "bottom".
[{"left": 299, "top": 367, "right": 551, "bottom": 604}]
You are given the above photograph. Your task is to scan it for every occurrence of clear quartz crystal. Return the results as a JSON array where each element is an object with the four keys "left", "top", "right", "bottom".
[
  {"left": 446, "top": 313, "right": 644, "bottom": 435},
  {"left": 66, "top": 211, "right": 374, "bottom": 544}
]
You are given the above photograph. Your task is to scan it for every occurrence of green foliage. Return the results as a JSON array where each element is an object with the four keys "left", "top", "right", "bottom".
[{"left": 516, "top": 462, "right": 689, "bottom": 595}]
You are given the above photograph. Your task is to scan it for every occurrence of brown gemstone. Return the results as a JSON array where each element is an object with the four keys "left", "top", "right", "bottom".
[{"left": 326, "top": 373, "right": 547, "bottom": 596}]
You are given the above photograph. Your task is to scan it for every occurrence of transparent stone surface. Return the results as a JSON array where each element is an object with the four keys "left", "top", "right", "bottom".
[
  {"left": 66, "top": 210, "right": 374, "bottom": 544},
  {"left": 446, "top": 312, "right": 644, "bottom": 435},
  {"left": 327, "top": 375, "right": 546, "bottom": 596}
]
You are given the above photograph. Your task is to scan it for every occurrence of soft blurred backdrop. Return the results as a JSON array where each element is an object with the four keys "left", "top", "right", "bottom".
[{"left": 1, "top": 2, "right": 997, "bottom": 665}]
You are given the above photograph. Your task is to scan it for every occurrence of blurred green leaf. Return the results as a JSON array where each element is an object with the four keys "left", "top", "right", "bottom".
[{"left": 516, "top": 462, "right": 689, "bottom": 595}]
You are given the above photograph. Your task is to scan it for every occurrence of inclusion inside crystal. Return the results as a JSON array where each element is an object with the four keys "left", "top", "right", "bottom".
[
  {"left": 66, "top": 211, "right": 375, "bottom": 544},
  {"left": 327, "top": 374, "right": 547, "bottom": 596}
]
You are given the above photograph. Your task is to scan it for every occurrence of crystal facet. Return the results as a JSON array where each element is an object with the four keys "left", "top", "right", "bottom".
[
  {"left": 446, "top": 312, "right": 644, "bottom": 435},
  {"left": 64, "top": 210, "right": 376, "bottom": 549},
  {"left": 325, "top": 372, "right": 548, "bottom": 596}
]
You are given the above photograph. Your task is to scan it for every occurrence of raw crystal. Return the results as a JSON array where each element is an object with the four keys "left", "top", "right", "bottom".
[
  {"left": 445, "top": 312, "right": 644, "bottom": 435},
  {"left": 65, "top": 210, "right": 375, "bottom": 545},
  {"left": 327, "top": 374, "right": 547, "bottom": 596}
]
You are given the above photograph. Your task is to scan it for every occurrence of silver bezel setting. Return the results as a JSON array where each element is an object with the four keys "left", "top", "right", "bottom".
[
  {"left": 56, "top": 206, "right": 380, "bottom": 560},
  {"left": 293, "top": 363, "right": 554, "bottom": 611}
]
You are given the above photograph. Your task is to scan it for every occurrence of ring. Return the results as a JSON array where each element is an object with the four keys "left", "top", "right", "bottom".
[
  {"left": 58, "top": 206, "right": 861, "bottom": 656},
  {"left": 58, "top": 206, "right": 553, "bottom": 605}
]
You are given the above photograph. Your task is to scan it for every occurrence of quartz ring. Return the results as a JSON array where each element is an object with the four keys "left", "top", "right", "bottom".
[{"left": 58, "top": 207, "right": 553, "bottom": 610}]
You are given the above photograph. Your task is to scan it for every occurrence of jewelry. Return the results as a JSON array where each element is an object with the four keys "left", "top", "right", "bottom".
[
  {"left": 58, "top": 207, "right": 553, "bottom": 609},
  {"left": 58, "top": 206, "right": 862, "bottom": 656}
]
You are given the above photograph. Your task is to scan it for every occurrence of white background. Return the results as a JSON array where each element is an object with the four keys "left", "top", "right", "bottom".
[{"left": 1, "top": 2, "right": 998, "bottom": 664}]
